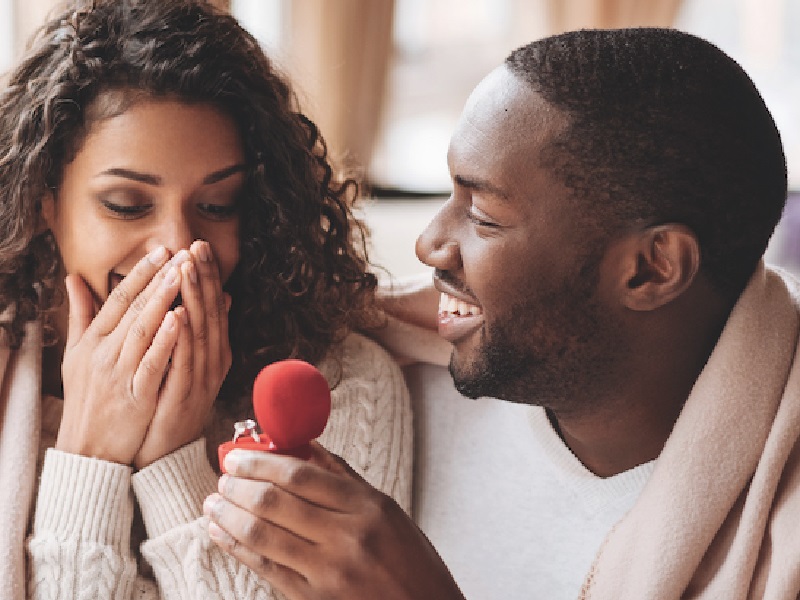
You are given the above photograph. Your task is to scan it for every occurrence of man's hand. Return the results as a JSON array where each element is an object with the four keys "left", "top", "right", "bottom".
[{"left": 204, "top": 443, "right": 466, "bottom": 600}]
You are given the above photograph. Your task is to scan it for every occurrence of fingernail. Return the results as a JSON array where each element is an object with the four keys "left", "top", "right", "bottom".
[
  {"left": 148, "top": 246, "right": 168, "bottom": 265},
  {"left": 175, "top": 306, "right": 189, "bottom": 325},
  {"left": 162, "top": 266, "right": 179, "bottom": 288},
  {"left": 203, "top": 494, "right": 220, "bottom": 516},
  {"left": 184, "top": 261, "right": 197, "bottom": 284},
  {"left": 218, "top": 474, "right": 229, "bottom": 494},
  {"left": 163, "top": 311, "right": 176, "bottom": 331},
  {"left": 170, "top": 249, "right": 191, "bottom": 267},
  {"left": 224, "top": 450, "right": 240, "bottom": 473},
  {"left": 208, "top": 522, "right": 235, "bottom": 546},
  {"left": 198, "top": 242, "right": 212, "bottom": 263}
]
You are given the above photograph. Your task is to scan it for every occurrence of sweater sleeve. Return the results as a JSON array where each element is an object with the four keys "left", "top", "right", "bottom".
[
  {"left": 26, "top": 448, "right": 139, "bottom": 599},
  {"left": 133, "top": 439, "right": 277, "bottom": 599},
  {"left": 27, "top": 443, "right": 277, "bottom": 600}
]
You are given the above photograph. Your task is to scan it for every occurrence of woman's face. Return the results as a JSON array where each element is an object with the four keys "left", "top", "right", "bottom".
[{"left": 43, "top": 98, "right": 245, "bottom": 309}]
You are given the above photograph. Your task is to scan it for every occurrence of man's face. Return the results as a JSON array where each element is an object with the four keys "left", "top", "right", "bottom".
[{"left": 415, "top": 66, "right": 623, "bottom": 409}]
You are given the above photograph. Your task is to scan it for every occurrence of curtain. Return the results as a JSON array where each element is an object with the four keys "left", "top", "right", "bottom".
[
  {"left": 286, "top": 0, "right": 395, "bottom": 176},
  {"left": 13, "top": 0, "right": 57, "bottom": 55},
  {"left": 544, "top": 0, "right": 685, "bottom": 32}
]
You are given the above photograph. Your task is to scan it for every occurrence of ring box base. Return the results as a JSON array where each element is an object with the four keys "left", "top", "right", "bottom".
[{"left": 218, "top": 434, "right": 313, "bottom": 473}]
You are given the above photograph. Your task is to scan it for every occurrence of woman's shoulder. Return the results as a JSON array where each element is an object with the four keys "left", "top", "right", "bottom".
[
  {"left": 316, "top": 335, "right": 413, "bottom": 507},
  {"left": 318, "top": 331, "right": 405, "bottom": 389},
  {"left": 340, "top": 330, "right": 401, "bottom": 367}
]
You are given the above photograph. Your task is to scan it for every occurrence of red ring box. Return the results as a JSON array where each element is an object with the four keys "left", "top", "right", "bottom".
[{"left": 217, "top": 359, "right": 329, "bottom": 473}]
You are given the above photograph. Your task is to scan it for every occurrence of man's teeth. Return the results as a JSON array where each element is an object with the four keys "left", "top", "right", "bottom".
[{"left": 439, "top": 292, "right": 482, "bottom": 316}]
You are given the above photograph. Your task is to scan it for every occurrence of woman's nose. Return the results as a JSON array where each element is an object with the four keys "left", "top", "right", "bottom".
[
  {"left": 157, "top": 212, "right": 196, "bottom": 256},
  {"left": 415, "top": 199, "right": 461, "bottom": 271}
]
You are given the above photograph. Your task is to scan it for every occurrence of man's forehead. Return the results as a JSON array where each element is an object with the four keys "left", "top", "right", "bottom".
[
  {"left": 451, "top": 66, "right": 564, "bottom": 157},
  {"left": 447, "top": 66, "right": 565, "bottom": 173},
  {"left": 462, "top": 66, "right": 520, "bottom": 113}
]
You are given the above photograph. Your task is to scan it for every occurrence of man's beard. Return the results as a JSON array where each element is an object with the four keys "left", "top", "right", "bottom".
[
  {"left": 449, "top": 267, "right": 621, "bottom": 412},
  {"left": 450, "top": 324, "right": 531, "bottom": 401}
]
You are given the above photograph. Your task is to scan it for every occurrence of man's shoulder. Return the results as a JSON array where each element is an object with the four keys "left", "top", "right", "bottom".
[{"left": 766, "top": 263, "right": 800, "bottom": 299}]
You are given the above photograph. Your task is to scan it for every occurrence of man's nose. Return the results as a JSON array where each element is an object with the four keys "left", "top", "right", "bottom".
[{"left": 415, "top": 199, "right": 461, "bottom": 270}]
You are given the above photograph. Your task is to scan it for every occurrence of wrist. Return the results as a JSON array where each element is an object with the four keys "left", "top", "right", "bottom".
[
  {"left": 55, "top": 430, "right": 134, "bottom": 466},
  {"left": 134, "top": 434, "right": 203, "bottom": 470}
]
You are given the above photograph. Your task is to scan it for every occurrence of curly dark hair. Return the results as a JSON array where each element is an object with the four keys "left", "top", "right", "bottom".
[
  {"left": 0, "top": 0, "right": 380, "bottom": 400},
  {"left": 506, "top": 28, "right": 787, "bottom": 300}
]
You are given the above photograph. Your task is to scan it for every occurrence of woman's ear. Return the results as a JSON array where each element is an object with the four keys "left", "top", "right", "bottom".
[
  {"left": 615, "top": 224, "right": 700, "bottom": 312},
  {"left": 37, "top": 191, "right": 55, "bottom": 234}
]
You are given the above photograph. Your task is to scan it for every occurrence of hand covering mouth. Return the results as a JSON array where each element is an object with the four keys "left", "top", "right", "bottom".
[
  {"left": 108, "top": 272, "right": 124, "bottom": 295},
  {"left": 108, "top": 271, "right": 182, "bottom": 310}
]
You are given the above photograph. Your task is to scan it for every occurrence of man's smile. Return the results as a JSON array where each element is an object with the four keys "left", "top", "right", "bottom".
[
  {"left": 439, "top": 291, "right": 483, "bottom": 317},
  {"left": 437, "top": 290, "right": 484, "bottom": 344}
]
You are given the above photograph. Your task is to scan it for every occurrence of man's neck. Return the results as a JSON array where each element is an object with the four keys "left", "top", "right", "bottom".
[
  {"left": 548, "top": 293, "right": 732, "bottom": 478},
  {"left": 547, "top": 396, "right": 684, "bottom": 477}
]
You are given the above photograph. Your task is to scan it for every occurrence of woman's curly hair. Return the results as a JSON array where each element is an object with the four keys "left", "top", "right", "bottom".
[{"left": 0, "top": 0, "right": 381, "bottom": 400}]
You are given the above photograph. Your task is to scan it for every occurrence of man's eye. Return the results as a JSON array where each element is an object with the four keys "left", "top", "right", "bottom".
[{"left": 467, "top": 209, "right": 497, "bottom": 228}]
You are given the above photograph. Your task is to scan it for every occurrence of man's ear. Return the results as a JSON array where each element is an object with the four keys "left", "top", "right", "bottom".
[{"left": 616, "top": 224, "right": 700, "bottom": 311}]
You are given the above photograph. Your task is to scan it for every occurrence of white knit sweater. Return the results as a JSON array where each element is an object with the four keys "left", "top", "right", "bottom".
[{"left": 22, "top": 332, "right": 412, "bottom": 599}]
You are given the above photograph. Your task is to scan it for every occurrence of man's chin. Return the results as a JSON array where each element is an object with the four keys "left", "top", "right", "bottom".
[
  {"left": 448, "top": 343, "right": 534, "bottom": 402},
  {"left": 448, "top": 354, "right": 491, "bottom": 400}
]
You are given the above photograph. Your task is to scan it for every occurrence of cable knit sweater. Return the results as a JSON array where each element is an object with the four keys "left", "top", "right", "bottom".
[{"left": 0, "top": 330, "right": 412, "bottom": 600}]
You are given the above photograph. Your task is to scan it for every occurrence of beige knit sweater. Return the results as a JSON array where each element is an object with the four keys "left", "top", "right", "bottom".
[{"left": 0, "top": 331, "right": 412, "bottom": 600}]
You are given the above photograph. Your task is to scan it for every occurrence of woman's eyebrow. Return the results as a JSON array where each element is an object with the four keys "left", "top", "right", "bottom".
[
  {"left": 97, "top": 167, "right": 160, "bottom": 185},
  {"left": 95, "top": 163, "right": 246, "bottom": 186},
  {"left": 203, "top": 163, "right": 246, "bottom": 184}
]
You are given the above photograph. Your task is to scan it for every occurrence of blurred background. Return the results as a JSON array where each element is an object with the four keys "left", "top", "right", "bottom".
[{"left": 1, "top": 0, "right": 798, "bottom": 277}]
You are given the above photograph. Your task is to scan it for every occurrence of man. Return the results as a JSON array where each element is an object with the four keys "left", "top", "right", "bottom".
[{"left": 204, "top": 28, "right": 800, "bottom": 599}]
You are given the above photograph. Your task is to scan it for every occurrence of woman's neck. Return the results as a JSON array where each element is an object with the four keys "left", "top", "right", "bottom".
[
  {"left": 41, "top": 299, "right": 68, "bottom": 398},
  {"left": 41, "top": 342, "right": 64, "bottom": 398}
]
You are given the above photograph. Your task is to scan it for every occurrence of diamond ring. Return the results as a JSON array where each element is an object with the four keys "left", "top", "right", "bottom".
[{"left": 233, "top": 419, "right": 260, "bottom": 443}]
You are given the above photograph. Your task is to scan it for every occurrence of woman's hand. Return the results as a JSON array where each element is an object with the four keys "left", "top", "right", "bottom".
[
  {"left": 133, "top": 240, "right": 233, "bottom": 469},
  {"left": 56, "top": 246, "right": 183, "bottom": 464},
  {"left": 204, "top": 444, "right": 466, "bottom": 600},
  {"left": 376, "top": 271, "right": 440, "bottom": 331},
  {"left": 369, "top": 272, "right": 453, "bottom": 367}
]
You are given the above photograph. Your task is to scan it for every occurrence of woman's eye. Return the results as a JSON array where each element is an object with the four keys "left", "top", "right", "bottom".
[
  {"left": 100, "top": 199, "right": 150, "bottom": 219},
  {"left": 199, "top": 203, "right": 238, "bottom": 220}
]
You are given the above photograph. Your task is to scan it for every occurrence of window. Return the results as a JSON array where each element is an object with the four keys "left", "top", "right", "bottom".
[{"left": 369, "top": 0, "right": 800, "bottom": 193}]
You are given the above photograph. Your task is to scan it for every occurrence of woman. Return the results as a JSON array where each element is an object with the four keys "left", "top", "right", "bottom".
[{"left": 0, "top": 1, "right": 412, "bottom": 598}]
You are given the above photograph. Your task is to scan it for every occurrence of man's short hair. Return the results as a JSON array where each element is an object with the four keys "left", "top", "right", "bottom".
[{"left": 506, "top": 28, "right": 787, "bottom": 299}]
